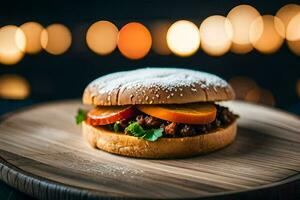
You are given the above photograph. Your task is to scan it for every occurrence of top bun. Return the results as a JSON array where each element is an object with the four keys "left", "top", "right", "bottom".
[{"left": 83, "top": 68, "right": 235, "bottom": 106}]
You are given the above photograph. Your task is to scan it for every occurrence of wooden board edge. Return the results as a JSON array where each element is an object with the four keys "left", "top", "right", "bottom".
[
  {"left": 0, "top": 156, "right": 111, "bottom": 200},
  {"left": 0, "top": 154, "right": 299, "bottom": 200}
]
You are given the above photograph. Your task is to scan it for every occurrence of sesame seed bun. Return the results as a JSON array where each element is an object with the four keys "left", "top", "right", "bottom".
[
  {"left": 83, "top": 68, "right": 235, "bottom": 106},
  {"left": 82, "top": 120, "right": 237, "bottom": 158}
]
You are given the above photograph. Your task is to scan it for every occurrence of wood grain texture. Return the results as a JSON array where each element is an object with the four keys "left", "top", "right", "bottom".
[{"left": 0, "top": 100, "right": 299, "bottom": 200}]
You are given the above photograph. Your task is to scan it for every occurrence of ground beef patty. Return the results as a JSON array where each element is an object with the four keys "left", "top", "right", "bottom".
[{"left": 105, "top": 104, "right": 238, "bottom": 138}]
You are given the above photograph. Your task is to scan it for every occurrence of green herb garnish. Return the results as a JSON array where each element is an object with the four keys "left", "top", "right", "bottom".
[
  {"left": 75, "top": 109, "right": 87, "bottom": 124},
  {"left": 113, "top": 121, "right": 121, "bottom": 132},
  {"left": 125, "top": 122, "right": 163, "bottom": 142}
]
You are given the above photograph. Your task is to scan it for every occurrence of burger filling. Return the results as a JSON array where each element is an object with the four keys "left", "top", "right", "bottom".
[
  {"left": 76, "top": 103, "right": 238, "bottom": 141},
  {"left": 108, "top": 105, "right": 236, "bottom": 137}
]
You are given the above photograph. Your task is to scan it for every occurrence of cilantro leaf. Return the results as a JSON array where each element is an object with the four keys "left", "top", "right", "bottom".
[
  {"left": 125, "top": 122, "right": 145, "bottom": 137},
  {"left": 75, "top": 109, "right": 87, "bottom": 124},
  {"left": 125, "top": 122, "right": 163, "bottom": 141},
  {"left": 143, "top": 128, "right": 164, "bottom": 141},
  {"left": 113, "top": 121, "right": 121, "bottom": 132}
]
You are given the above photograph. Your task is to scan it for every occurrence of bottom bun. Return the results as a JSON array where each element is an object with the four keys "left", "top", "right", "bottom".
[{"left": 82, "top": 121, "right": 237, "bottom": 159}]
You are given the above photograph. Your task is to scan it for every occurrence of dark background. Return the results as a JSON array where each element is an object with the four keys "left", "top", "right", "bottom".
[
  {"left": 0, "top": 0, "right": 299, "bottom": 199},
  {"left": 0, "top": 0, "right": 300, "bottom": 114}
]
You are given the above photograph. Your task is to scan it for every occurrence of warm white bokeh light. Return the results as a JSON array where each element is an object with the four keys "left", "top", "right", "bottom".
[
  {"left": 227, "top": 5, "right": 260, "bottom": 54},
  {"left": 286, "top": 13, "right": 300, "bottom": 41},
  {"left": 86, "top": 21, "right": 118, "bottom": 55},
  {"left": 249, "top": 15, "right": 285, "bottom": 54},
  {"left": 199, "top": 15, "right": 233, "bottom": 56},
  {"left": 0, "top": 25, "right": 26, "bottom": 65},
  {"left": 20, "top": 22, "right": 44, "bottom": 54},
  {"left": 0, "top": 74, "right": 30, "bottom": 99},
  {"left": 41, "top": 24, "right": 72, "bottom": 55},
  {"left": 276, "top": 4, "right": 300, "bottom": 36},
  {"left": 150, "top": 21, "right": 172, "bottom": 55},
  {"left": 285, "top": 12, "right": 300, "bottom": 55},
  {"left": 167, "top": 20, "right": 200, "bottom": 57}
]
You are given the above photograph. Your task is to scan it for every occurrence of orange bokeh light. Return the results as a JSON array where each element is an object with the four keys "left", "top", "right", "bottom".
[
  {"left": 249, "top": 15, "right": 285, "bottom": 54},
  {"left": 0, "top": 74, "right": 30, "bottom": 99},
  {"left": 227, "top": 5, "right": 261, "bottom": 54},
  {"left": 41, "top": 24, "right": 72, "bottom": 55},
  {"left": 20, "top": 22, "right": 44, "bottom": 54},
  {"left": 86, "top": 21, "right": 118, "bottom": 55},
  {"left": 150, "top": 21, "right": 171, "bottom": 55},
  {"left": 276, "top": 4, "right": 300, "bottom": 36},
  {"left": 117, "top": 22, "right": 152, "bottom": 59}
]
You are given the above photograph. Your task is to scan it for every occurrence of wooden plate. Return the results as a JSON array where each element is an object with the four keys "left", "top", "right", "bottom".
[{"left": 0, "top": 100, "right": 299, "bottom": 199}]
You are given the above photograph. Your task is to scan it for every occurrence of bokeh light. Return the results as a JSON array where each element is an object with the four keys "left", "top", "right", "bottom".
[
  {"left": 296, "top": 79, "right": 300, "bottom": 98},
  {"left": 249, "top": 15, "right": 285, "bottom": 54},
  {"left": 286, "top": 13, "right": 300, "bottom": 41},
  {"left": 0, "top": 74, "right": 30, "bottom": 99},
  {"left": 117, "top": 22, "right": 152, "bottom": 59},
  {"left": 166, "top": 20, "right": 200, "bottom": 57},
  {"left": 199, "top": 15, "right": 233, "bottom": 56},
  {"left": 276, "top": 4, "right": 300, "bottom": 36},
  {"left": 20, "top": 22, "right": 44, "bottom": 54},
  {"left": 86, "top": 21, "right": 118, "bottom": 55},
  {"left": 285, "top": 12, "right": 300, "bottom": 55},
  {"left": 244, "top": 87, "right": 261, "bottom": 103},
  {"left": 41, "top": 24, "right": 72, "bottom": 55},
  {"left": 150, "top": 21, "right": 171, "bottom": 55},
  {"left": 227, "top": 5, "right": 261, "bottom": 54},
  {"left": 0, "top": 25, "right": 26, "bottom": 65},
  {"left": 229, "top": 76, "right": 275, "bottom": 106},
  {"left": 229, "top": 76, "right": 258, "bottom": 99},
  {"left": 259, "top": 89, "right": 275, "bottom": 106},
  {"left": 287, "top": 40, "right": 300, "bottom": 56}
]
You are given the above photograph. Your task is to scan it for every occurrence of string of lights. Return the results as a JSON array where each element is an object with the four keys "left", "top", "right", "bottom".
[
  {"left": 0, "top": 4, "right": 300, "bottom": 105},
  {"left": 0, "top": 4, "right": 300, "bottom": 65}
]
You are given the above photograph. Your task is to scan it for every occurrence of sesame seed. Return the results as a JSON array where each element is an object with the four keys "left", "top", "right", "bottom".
[
  {"left": 213, "top": 86, "right": 218, "bottom": 92},
  {"left": 180, "top": 93, "right": 183, "bottom": 97}
]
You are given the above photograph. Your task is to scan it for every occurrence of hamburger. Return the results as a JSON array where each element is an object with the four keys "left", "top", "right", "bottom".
[{"left": 76, "top": 68, "right": 238, "bottom": 158}]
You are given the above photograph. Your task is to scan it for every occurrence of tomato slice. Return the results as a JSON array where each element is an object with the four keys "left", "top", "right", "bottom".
[
  {"left": 137, "top": 103, "right": 217, "bottom": 125},
  {"left": 87, "top": 106, "right": 137, "bottom": 125}
]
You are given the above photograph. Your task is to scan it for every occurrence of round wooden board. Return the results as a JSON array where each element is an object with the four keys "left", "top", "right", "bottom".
[{"left": 0, "top": 100, "right": 299, "bottom": 200}]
